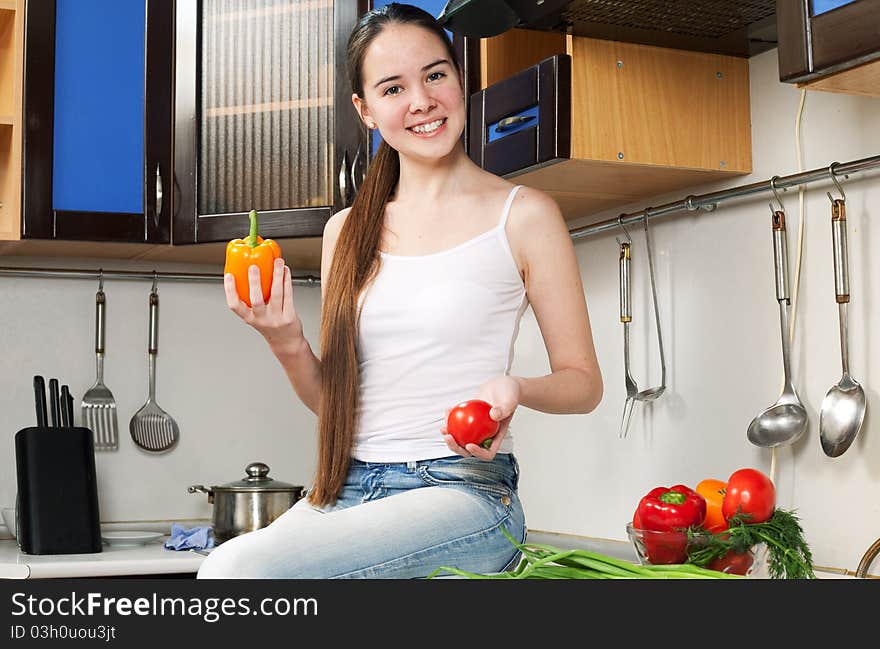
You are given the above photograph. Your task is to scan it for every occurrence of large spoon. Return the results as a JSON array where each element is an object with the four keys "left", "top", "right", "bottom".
[
  {"left": 747, "top": 210, "right": 808, "bottom": 447},
  {"left": 819, "top": 196, "right": 866, "bottom": 457}
]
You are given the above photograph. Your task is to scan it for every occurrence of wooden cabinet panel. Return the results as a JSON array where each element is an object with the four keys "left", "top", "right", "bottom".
[
  {"left": 469, "top": 32, "right": 752, "bottom": 223},
  {"left": 0, "top": 1, "right": 22, "bottom": 242}
]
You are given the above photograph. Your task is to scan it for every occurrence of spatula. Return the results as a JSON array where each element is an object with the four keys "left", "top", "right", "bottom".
[
  {"left": 129, "top": 279, "right": 179, "bottom": 453},
  {"left": 81, "top": 280, "right": 119, "bottom": 450}
]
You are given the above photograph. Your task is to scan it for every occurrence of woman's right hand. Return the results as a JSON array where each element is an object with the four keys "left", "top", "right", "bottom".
[{"left": 224, "top": 257, "right": 305, "bottom": 356}]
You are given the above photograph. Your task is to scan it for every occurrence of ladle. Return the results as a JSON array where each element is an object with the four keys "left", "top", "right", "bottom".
[
  {"left": 819, "top": 168, "right": 866, "bottom": 457},
  {"left": 747, "top": 208, "right": 808, "bottom": 447}
]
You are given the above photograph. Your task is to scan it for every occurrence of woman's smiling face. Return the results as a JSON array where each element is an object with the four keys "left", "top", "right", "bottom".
[{"left": 353, "top": 23, "right": 464, "bottom": 161}]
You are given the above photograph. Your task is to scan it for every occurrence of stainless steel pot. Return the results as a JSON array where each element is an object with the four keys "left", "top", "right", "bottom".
[{"left": 188, "top": 462, "right": 304, "bottom": 544}]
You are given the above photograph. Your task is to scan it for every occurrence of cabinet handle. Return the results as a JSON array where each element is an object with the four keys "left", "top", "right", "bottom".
[
  {"left": 338, "top": 150, "right": 350, "bottom": 207},
  {"left": 496, "top": 114, "right": 536, "bottom": 132},
  {"left": 155, "top": 163, "right": 163, "bottom": 224},
  {"left": 351, "top": 144, "right": 362, "bottom": 196}
]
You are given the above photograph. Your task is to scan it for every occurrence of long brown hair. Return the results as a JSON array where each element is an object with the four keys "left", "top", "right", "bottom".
[{"left": 309, "top": 4, "right": 462, "bottom": 506}]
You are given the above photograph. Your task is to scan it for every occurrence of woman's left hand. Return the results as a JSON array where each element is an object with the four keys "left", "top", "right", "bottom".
[{"left": 441, "top": 375, "right": 521, "bottom": 460}]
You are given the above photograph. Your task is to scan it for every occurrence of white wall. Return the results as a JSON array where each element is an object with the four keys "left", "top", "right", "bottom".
[{"left": 1, "top": 49, "right": 878, "bottom": 572}]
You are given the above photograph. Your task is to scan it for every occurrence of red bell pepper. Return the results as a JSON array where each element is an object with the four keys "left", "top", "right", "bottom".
[
  {"left": 634, "top": 485, "right": 707, "bottom": 564},
  {"left": 637, "top": 485, "right": 706, "bottom": 532}
]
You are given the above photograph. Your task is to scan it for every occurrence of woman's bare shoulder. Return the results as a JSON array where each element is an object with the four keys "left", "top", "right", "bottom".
[
  {"left": 324, "top": 207, "right": 351, "bottom": 239},
  {"left": 507, "top": 184, "right": 565, "bottom": 229}
]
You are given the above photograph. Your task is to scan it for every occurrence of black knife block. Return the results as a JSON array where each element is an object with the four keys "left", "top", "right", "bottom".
[{"left": 14, "top": 426, "right": 102, "bottom": 555}]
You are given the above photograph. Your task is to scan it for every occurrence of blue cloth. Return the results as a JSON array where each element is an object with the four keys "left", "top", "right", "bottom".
[{"left": 164, "top": 524, "right": 215, "bottom": 551}]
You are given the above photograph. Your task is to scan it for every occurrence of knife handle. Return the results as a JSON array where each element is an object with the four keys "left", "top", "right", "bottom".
[
  {"left": 65, "top": 388, "right": 75, "bottom": 426},
  {"left": 33, "top": 375, "right": 48, "bottom": 428},
  {"left": 48, "top": 378, "right": 60, "bottom": 427},
  {"left": 60, "top": 385, "right": 71, "bottom": 427}
]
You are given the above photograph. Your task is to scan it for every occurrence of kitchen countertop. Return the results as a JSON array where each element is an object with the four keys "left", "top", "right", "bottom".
[
  {"left": 0, "top": 537, "right": 205, "bottom": 579},
  {"left": 0, "top": 526, "right": 852, "bottom": 579},
  {"left": 0, "top": 521, "right": 209, "bottom": 579},
  {"left": 0, "top": 527, "right": 640, "bottom": 580}
]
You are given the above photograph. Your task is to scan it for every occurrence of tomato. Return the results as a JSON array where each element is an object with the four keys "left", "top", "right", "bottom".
[
  {"left": 722, "top": 468, "right": 776, "bottom": 524},
  {"left": 707, "top": 547, "right": 755, "bottom": 575},
  {"left": 446, "top": 399, "right": 499, "bottom": 448},
  {"left": 695, "top": 478, "right": 728, "bottom": 532}
]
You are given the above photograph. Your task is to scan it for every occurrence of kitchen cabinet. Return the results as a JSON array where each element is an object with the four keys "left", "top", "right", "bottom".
[
  {"left": 468, "top": 29, "right": 752, "bottom": 222},
  {"left": 173, "top": 0, "right": 367, "bottom": 247},
  {"left": 21, "top": 0, "right": 172, "bottom": 244},
  {"left": 4, "top": 0, "right": 366, "bottom": 271},
  {"left": 777, "top": 0, "right": 880, "bottom": 97},
  {"left": 0, "top": 0, "right": 23, "bottom": 242}
]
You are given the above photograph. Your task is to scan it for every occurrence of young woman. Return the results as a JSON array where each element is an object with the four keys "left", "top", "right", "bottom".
[{"left": 198, "top": 3, "right": 602, "bottom": 579}]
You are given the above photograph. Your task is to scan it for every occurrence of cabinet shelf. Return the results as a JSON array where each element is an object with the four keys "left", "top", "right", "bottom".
[
  {"left": 797, "top": 58, "right": 880, "bottom": 98},
  {"left": 0, "top": 236, "right": 324, "bottom": 272},
  {"left": 205, "top": 97, "right": 332, "bottom": 117},
  {"left": 208, "top": 0, "right": 331, "bottom": 22}
]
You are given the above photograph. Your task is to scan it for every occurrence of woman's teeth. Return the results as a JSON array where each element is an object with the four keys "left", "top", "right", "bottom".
[{"left": 411, "top": 119, "right": 445, "bottom": 134}]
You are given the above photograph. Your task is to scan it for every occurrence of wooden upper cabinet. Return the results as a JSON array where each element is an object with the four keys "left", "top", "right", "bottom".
[
  {"left": 172, "top": 0, "right": 367, "bottom": 245},
  {"left": 0, "top": 0, "right": 23, "bottom": 242},
  {"left": 469, "top": 29, "right": 752, "bottom": 222},
  {"left": 21, "top": 0, "right": 172, "bottom": 243},
  {"left": 777, "top": 0, "right": 880, "bottom": 96}
]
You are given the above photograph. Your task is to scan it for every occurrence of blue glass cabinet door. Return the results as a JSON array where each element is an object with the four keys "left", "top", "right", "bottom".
[{"left": 22, "top": 0, "right": 172, "bottom": 243}]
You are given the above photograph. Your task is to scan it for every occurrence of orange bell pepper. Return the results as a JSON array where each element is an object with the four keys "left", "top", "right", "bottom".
[
  {"left": 696, "top": 478, "right": 728, "bottom": 532},
  {"left": 224, "top": 209, "right": 282, "bottom": 307}
]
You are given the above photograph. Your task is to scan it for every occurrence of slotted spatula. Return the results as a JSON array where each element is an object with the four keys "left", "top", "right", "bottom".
[
  {"left": 129, "top": 278, "right": 179, "bottom": 453},
  {"left": 82, "top": 279, "right": 119, "bottom": 450}
]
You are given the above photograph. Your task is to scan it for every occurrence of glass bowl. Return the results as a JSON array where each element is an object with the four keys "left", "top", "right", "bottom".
[{"left": 626, "top": 522, "right": 769, "bottom": 577}]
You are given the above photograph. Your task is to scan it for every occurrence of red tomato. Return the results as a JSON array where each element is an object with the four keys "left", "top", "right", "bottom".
[
  {"left": 722, "top": 468, "right": 776, "bottom": 524},
  {"left": 446, "top": 399, "right": 499, "bottom": 448},
  {"left": 707, "top": 548, "right": 755, "bottom": 575}
]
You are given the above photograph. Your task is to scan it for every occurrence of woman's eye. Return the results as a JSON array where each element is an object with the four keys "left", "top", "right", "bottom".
[
  {"left": 384, "top": 85, "right": 402, "bottom": 96},
  {"left": 427, "top": 71, "right": 445, "bottom": 82}
]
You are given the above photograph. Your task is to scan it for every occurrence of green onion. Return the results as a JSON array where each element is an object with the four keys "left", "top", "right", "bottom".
[{"left": 426, "top": 527, "right": 745, "bottom": 580}]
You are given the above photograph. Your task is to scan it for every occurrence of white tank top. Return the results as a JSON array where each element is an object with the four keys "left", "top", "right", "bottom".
[{"left": 353, "top": 185, "right": 528, "bottom": 462}]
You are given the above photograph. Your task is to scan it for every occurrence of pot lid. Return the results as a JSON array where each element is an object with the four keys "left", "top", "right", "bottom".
[{"left": 214, "top": 462, "right": 303, "bottom": 493}]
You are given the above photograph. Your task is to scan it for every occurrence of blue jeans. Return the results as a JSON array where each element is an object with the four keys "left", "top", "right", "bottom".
[{"left": 197, "top": 453, "right": 526, "bottom": 579}]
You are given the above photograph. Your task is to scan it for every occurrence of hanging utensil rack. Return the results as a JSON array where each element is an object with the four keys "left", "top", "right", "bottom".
[
  {"left": 569, "top": 153, "right": 880, "bottom": 240},
  {"left": 0, "top": 153, "right": 877, "bottom": 284},
  {"left": 0, "top": 266, "right": 320, "bottom": 285}
]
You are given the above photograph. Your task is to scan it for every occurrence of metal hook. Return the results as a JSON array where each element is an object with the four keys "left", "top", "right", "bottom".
[
  {"left": 98, "top": 268, "right": 104, "bottom": 292},
  {"left": 827, "top": 161, "right": 846, "bottom": 204},
  {"left": 151, "top": 271, "right": 159, "bottom": 294},
  {"left": 769, "top": 175, "right": 785, "bottom": 215},
  {"left": 615, "top": 214, "right": 632, "bottom": 246}
]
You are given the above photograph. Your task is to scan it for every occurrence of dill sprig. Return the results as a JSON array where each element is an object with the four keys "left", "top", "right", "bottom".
[{"left": 686, "top": 508, "right": 816, "bottom": 579}]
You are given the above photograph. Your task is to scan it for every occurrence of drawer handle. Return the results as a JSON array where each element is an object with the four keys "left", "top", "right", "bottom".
[
  {"left": 155, "top": 163, "right": 163, "bottom": 225},
  {"left": 496, "top": 115, "right": 536, "bottom": 132}
]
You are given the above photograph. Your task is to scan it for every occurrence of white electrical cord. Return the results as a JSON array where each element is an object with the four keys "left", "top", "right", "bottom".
[{"left": 770, "top": 87, "right": 808, "bottom": 484}]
